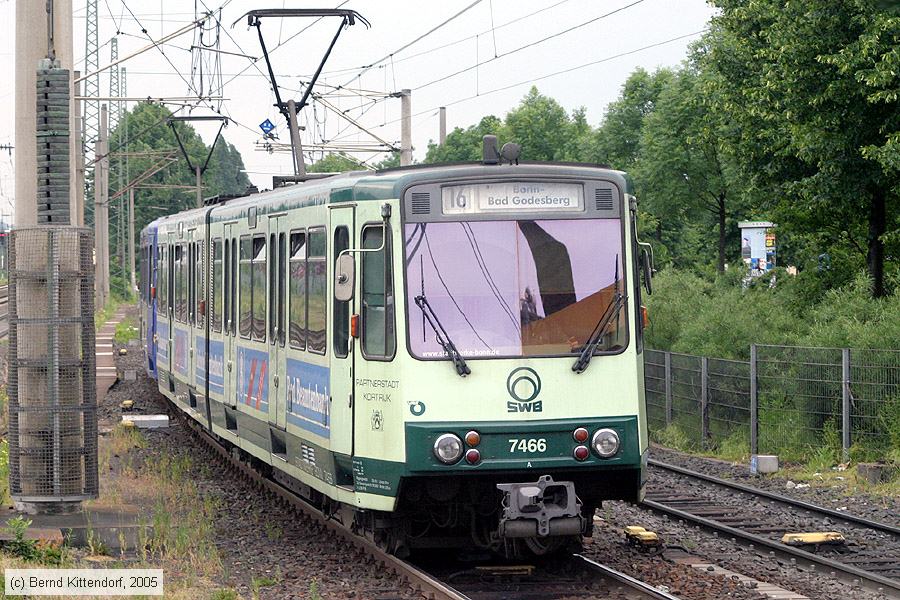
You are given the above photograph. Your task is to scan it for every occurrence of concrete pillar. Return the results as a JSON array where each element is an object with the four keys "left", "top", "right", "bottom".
[
  {"left": 400, "top": 89, "right": 412, "bottom": 166},
  {"left": 15, "top": 0, "right": 75, "bottom": 227},
  {"left": 128, "top": 187, "right": 135, "bottom": 292},
  {"left": 439, "top": 106, "right": 447, "bottom": 146},
  {"left": 73, "top": 71, "right": 84, "bottom": 226},
  {"left": 94, "top": 105, "right": 109, "bottom": 307}
]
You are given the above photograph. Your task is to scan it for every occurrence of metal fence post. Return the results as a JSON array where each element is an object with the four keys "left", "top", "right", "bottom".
[
  {"left": 701, "top": 356, "right": 710, "bottom": 448},
  {"left": 750, "top": 344, "right": 758, "bottom": 455},
  {"left": 664, "top": 351, "right": 673, "bottom": 426},
  {"left": 842, "top": 347, "right": 851, "bottom": 462}
]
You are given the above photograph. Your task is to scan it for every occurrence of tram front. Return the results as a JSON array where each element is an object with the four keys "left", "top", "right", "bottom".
[{"left": 394, "top": 164, "right": 651, "bottom": 557}]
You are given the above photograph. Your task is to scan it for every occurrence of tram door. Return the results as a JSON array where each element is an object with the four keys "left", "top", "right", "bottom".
[
  {"left": 329, "top": 206, "right": 355, "bottom": 457},
  {"left": 223, "top": 223, "right": 238, "bottom": 409},
  {"left": 267, "top": 215, "right": 288, "bottom": 430}
]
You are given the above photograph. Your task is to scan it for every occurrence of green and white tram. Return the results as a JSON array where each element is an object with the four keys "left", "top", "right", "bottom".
[{"left": 140, "top": 149, "right": 653, "bottom": 557}]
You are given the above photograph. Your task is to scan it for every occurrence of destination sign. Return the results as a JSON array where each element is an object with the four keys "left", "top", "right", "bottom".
[{"left": 441, "top": 182, "right": 583, "bottom": 215}]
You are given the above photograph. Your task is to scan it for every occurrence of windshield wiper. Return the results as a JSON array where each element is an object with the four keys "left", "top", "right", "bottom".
[
  {"left": 573, "top": 256, "right": 626, "bottom": 374},
  {"left": 572, "top": 292, "right": 625, "bottom": 374},
  {"left": 415, "top": 295, "right": 471, "bottom": 377}
]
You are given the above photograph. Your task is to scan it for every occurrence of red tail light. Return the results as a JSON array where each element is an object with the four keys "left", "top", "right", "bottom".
[{"left": 350, "top": 314, "right": 359, "bottom": 338}]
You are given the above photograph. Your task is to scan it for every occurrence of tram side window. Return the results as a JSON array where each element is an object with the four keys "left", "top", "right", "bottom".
[
  {"left": 230, "top": 238, "right": 238, "bottom": 336},
  {"left": 333, "top": 226, "right": 350, "bottom": 358},
  {"left": 307, "top": 228, "right": 327, "bottom": 355},
  {"left": 288, "top": 231, "right": 307, "bottom": 350},
  {"left": 188, "top": 243, "right": 195, "bottom": 325},
  {"left": 239, "top": 237, "right": 252, "bottom": 338},
  {"left": 224, "top": 240, "right": 231, "bottom": 334},
  {"left": 361, "top": 225, "right": 395, "bottom": 358},
  {"left": 157, "top": 245, "right": 167, "bottom": 315},
  {"left": 251, "top": 236, "right": 267, "bottom": 341},
  {"left": 174, "top": 244, "right": 185, "bottom": 322},
  {"left": 212, "top": 239, "right": 222, "bottom": 333},
  {"left": 181, "top": 244, "right": 189, "bottom": 323},
  {"left": 278, "top": 232, "right": 286, "bottom": 347},
  {"left": 195, "top": 241, "right": 204, "bottom": 328},
  {"left": 268, "top": 233, "right": 277, "bottom": 343}
]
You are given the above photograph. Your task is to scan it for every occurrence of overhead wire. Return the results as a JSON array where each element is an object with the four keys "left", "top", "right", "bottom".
[
  {"left": 413, "top": 0, "right": 647, "bottom": 92},
  {"left": 339, "top": 0, "right": 485, "bottom": 88},
  {"left": 327, "top": 28, "right": 708, "bottom": 143}
]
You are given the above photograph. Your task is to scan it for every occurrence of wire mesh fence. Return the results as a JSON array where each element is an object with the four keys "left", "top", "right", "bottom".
[
  {"left": 707, "top": 356, "right": 751, "bottom": 453},
  {"left": 755, "top": 345, "right": 844, "bottom": 461},
  {"left": 847, "top": 348, "right": 900, "bottom": 457},
  {"left": 8, "top": 227, "right": 97, "bottom": 503},
  {"left": 643, "top": 344, "right": 900, "bottom": 462},
  {"left": 670, "top": 353, "right": 703, "bottom": 448},
  {"left": 644, "top": 349, "right": 667, "bottom": 431}
]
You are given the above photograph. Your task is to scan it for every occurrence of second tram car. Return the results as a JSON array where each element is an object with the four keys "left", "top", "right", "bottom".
[{"left": 139, "top": 152, "right": 654, "bottom": 557}]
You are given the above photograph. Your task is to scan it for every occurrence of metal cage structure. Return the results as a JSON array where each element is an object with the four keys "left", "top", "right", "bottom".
[{"left": 8, "top": 227, "right": 98, "bottom": 505}]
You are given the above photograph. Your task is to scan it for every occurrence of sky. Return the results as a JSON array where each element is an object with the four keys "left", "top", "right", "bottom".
[{"left": 0, "top": 0, "right": 718, "bottom": 219}]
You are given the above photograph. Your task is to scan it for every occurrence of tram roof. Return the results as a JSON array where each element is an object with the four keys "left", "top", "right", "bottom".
[{"left": 145, "top": 161, "right": 632, "bottom": 231}]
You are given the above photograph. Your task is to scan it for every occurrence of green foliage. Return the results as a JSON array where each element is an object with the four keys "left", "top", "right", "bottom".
[
  {"left": 650, "top": 423, "right": 693, "bottom": 452},
  {"left": 103, "top": 102, "right": 251, "bottom": 296},
  {"left": 307, "top": 153, "right": 364, "bottom": 173},
  {"left": 114, "top": 317, "right": 138, "bottom": 345},
  {"left": 308, "top": 579, "right": 321, "bottom": 600},
  {"left": 211, "top": 590, "right": 239, "bottom": 600},
  {"left": 646, "top": 268, "right": 900, "bottom": 360},
  {"left": 0, "top": 440, "right": 8, "bottom": 506},
  {"left": 425, "top": 115, "right": 504, "bottom": 163},
  {"left": 701, "top": 0, "right": 900, "bottom": 296},
  {"left": 2, "top": 517, "right": 66, "bottom": 565}
]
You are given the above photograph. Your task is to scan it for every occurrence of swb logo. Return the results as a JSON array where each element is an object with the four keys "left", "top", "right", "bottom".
[{"left": 506, "top": 367, "right": 542, "bottom": 413}]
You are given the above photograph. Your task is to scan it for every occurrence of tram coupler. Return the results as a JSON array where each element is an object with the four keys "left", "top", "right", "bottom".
[{"left": 496, "top": 475, "right": 584, "bottom": 538}]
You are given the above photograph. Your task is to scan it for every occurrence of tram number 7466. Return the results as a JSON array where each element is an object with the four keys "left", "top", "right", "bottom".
[{"left": 508, "top": 438, "right": 547, "bottom": 453}]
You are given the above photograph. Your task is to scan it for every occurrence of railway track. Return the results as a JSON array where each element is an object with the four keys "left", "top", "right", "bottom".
[
  {"left": 644, "top": 458, "right": 900, "bottom": 598},
  {"left": 422, "top": 553, "right": 682, "bottom": 600},
  {"left": 173, "top": 405, "right": 683, "bottom": 599}
]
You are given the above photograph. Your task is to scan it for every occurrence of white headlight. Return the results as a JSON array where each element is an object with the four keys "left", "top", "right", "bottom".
[
  {"left": 592, "top": 428, "right": 620, "bottom": 458},
  {"left": 433, "top": 433, "right": 463, "bottom": 464}
]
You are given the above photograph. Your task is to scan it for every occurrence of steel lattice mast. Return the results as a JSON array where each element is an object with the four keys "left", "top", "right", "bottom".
[
  {"left": 83, "top": 0, "right": 99, "bottom": 225},
  {"left": 109, "top": 38, "right": 120, "bottom": 134}
]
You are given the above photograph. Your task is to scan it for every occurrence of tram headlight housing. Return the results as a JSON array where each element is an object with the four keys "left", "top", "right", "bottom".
[
  {"left": 592, "top": 428, "right": 620, "bottom": 458},
  {"left": 433, "top": 433, "right": 463, "bottom": 464}
]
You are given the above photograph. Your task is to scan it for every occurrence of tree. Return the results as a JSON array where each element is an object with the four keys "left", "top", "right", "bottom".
[
  {"left": 424, "top": 115, "right": 503, "bottom": 163},
  {"left": 503, "top": 87, "right": 584, "bottom": 161},
  {"left": 637, "top": 66, "right": 743, "bottom": 272},
  {"left": 703, "top": 0, "right": 900, "bottom": 296},
  {"left": 590, "top": 68, "right": 674, "bottom": 170},
  {"left": 307, "top": 153, "right": 364, "bottom": 173},
  {"left": 374, "top": 151, "right": 401, "bottom": 169},
  {"left": 106, "top": 102, "right": 250, "bottom": 285}
]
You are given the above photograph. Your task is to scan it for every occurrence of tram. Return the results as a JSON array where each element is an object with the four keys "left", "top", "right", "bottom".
[{"left": 139, "top": 141, "right": 654, "bottom": 556}]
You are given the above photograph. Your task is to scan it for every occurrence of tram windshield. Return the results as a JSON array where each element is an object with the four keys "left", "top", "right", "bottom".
[{"left": 405, "top": 219, "right": 626, "bottom": 359}]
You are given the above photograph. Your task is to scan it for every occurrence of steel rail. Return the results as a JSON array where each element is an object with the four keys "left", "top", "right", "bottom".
[
  {"left": 172, "top": 402, "right": 681, "bottom": 600},
  {"left": 649, "top": 458, "right": 900, "bottom": 537},
  {"left": 177, "top": 413, "right": 471, "bottom": 600},
  {"left": 641, "top": 499, "right": 900, "bottom": 598},
  {"left": 572, "top": 554, "right": 683, "bottom": 599}
]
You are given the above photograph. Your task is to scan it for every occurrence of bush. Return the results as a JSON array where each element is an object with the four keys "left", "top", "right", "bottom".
[{"left": 645, "top": 268, "right": 900, "bottom": 359}]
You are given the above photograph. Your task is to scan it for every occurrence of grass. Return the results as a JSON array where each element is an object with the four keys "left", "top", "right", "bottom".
[
  {"left": 114, "top": 316, "right": 139, "bottom": 344},
  {"left": 68, "top": 426, "right": 227, "bottom": 599},
  {"left": 251, "top": 574, "right": 279, "bottom": 599},
  {"left": 95, "top": 295, "right": 123, "bottom": 331}
]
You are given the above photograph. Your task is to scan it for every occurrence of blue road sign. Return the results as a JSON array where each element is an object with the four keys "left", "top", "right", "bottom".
[{"left": 259, "top": 119, "right": 275, "bottom": 134}]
